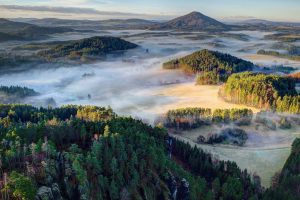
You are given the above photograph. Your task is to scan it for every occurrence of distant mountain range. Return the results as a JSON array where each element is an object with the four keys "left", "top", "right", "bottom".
[
  {"left": 18, "top": 18, "right": 158, "bottom": 29},
  {"left": 0, "top": 18, "right": 72, "bottom": 41},
  {"left": 239, "top": 19, "right": 300, "bottom": 27},
  {"left": 1, "top": 11, "right": 299, "bottom": 42},
  {"left": 12, "top": 11, "right": 230, "bottom": 31}
]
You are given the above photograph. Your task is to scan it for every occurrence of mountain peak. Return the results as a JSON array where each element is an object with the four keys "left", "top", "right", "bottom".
[
  {"left": 187, "top": 11, "right": 206, "bottom": 16},
  {"left": 149, "top": 11, "right": 229, "bottom": 31}
]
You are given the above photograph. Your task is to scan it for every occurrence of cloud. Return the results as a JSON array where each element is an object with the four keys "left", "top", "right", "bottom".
[
  {"left": 0, "top": 5, "right": 130, "bottom": 15},
  {"left": 0, "top": 4, "right": 172, "bottom": 20}
]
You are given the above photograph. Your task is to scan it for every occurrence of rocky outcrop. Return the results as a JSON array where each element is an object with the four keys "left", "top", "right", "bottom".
[
  {"left": 51, "top": 183, "right": 63, "bottom": 200},
  {"left": 36, "top": 186, "right": 53, "bottom": 200},
  {"left": 177, "top": 178, "right": 190, "bottom": 200},
  {"left": 35, "top": 183, "right": 63, "bottom": 200}
]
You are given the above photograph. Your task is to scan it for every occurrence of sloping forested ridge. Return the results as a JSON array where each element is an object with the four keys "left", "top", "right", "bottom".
[
  {"left": 263, "top": 138, "right": 300, "bottom": 200},
  {"left": 0, "top": 86, "right": 39, "bottom": 104},
  {"left": 0, "top": 85, "right": 39, "bottom": 97},
  {"left": 0, "top": 104, "right": 266, "bottom": 200},
  {"left": 37, "top": 36, "right": 138, "bottom": 60},
  {"left": 219, "top": 72, "right": 300, "bottom": 114},
  {"left": 163, "top": 49, "right": 253, "bottom": 84},
  {"left": 0, "top": 18, "right": 72, "bottom": 41}
]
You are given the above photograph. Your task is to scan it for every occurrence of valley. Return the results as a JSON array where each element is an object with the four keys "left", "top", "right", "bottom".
[{"left": 0, "top": 9, "right": 300, "bottom": 200}]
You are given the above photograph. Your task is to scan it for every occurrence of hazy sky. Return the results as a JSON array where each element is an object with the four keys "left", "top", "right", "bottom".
[{"left": 0, "top": 0, "right": 299, "bottom": 21}]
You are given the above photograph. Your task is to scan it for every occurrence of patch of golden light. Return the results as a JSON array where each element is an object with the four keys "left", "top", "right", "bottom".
[{"left": 151, "top": 82, "right": 260, "bottom": 114}]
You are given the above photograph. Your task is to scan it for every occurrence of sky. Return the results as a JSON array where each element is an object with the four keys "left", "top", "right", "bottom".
[{"left": 0, "top": 0, "right": 299, "bottom": 22}]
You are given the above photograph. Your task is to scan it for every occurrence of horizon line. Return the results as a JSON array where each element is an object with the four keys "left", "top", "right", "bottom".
[{"left": 1, "top": 5, "right": 300, "bottom": 23}]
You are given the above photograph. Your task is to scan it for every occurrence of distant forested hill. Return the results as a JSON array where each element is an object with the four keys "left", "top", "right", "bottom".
[
  {"left": 219, "top": 72, "right": 300, "bottom": 113},
  {"left": 26, "top": 18, "right": 157, "bottom": 29},
  {"left": 257, "top": 49, "right": 300, "bottom": 61},
  {"left": 163, "top": 49, "right": 253, "bottom": 84},
  {"left": 0, "top": 85, "right": 39, "bottom": 103},
  {"left": 149, "top": 11, "right": 230, "bottom": 31},
  {"left": 0, "top": 32, "right": 23, "bottom": 42},
  {"left": 0, "top": 18, "right": 72, "bottom": 41},
  {"left": 37, "top": 36, "right": 138, "bottom": 60}
]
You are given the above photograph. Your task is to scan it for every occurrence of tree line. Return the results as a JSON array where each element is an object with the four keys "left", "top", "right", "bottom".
[
  {"left": 0, "top": 85, "right": 39, "bottom": 97},
  {"left": 257, "top": 49, "right": 300, "bottom": 61},
  {"left": 163, "top": 107, "right": 253, "bottom": 130},
  {"left": 219, "top": 72, "right": 300, "bottom": 114}
]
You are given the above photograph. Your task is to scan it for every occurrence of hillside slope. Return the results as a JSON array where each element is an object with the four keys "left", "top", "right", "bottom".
[
  {"left": 163, "top": 49, "right": 253, "bottom": 84},
  {"left": 0, "top": 18, "right": 72, "bottom": 41},
  {"left": 37, "top": 36, "right": 138, "bottom": 60}
]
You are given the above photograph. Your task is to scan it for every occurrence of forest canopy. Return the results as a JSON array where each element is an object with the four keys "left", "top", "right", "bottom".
[
  {"left": 163, "top": 49, "right": 253, "bottom": 84},
  {"left": 163, "top": 107, "right": 253, "bottom": 130},
  {"left": 0, "top": 104, "right": 264, "bottom": 200},
  {"left": 0, "top": 86, "right": 39, "bottom": 104},
  {"left": 37, "top": 36, "right": 138, "bottom": 60},
  {"left": 219, "top": 72, "right": 300, "bottom": 114}
]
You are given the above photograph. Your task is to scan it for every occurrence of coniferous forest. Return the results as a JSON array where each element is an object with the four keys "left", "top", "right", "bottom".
[
  {"left": 219, "top": 72, "right": 300, "bottom": 114},
  {"left": 0, "top": 105, "right": 260, "bottom": 200},
  {"left": 163, "top": 107, "right": 253, "bottom": 129},
  {"left": 163, "top": 49, "right": 253, "bottom": 84},
  {"left": 0, "top": 104, "right": 298, "bottom": 199},
  {"left": 0, "top": 2, "right": 300, "bottom": 200}
]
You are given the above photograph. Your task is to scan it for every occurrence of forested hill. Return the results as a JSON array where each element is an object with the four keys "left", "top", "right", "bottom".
[
  {"left": 0, "top": 86, "right": 39, "bottom": 104},
  {"left": 0, "top": 18, "right": 72, "bottom": 41},
  {"left": 37, "top": 36, "right": 138, "bottom": 60},
  {"left": 263, "top": 138, "right": 300, "bottom": 199},
  {"left": 0, "top": 85, "right": 38, "bottom": 97},
  {"left": 219, "top": 72, "right": 300, "bottom": 113},
  {"left": 163, "top": 49, "right": 253, "bottom": 84},
  {"left": 0, "top": 104, "right": 264, "bottom": 200},
  {"left": 149, "top": 11, "right": 229, "bottom": 31}
]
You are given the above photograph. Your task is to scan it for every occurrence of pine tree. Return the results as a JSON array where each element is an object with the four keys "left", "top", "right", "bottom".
[{"left": 103, "top": 125, "right": 111, "bottom": 137}]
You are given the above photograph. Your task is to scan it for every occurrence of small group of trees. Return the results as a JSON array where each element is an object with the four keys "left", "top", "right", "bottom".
[
  {"left": 164, "top": 107, "right": 253, "bottom": 130},
  {"left": 199, "top": 128, "right": 248, "bottom": 146},
  {"left": 0, "top": 171, "right": 36, "bottom": 200},
  {"left": 257, "top": 49, "right": 300, "bottom": 61},
  {"left": 196, "top": 71, "right": 227, "bottom": 85}
]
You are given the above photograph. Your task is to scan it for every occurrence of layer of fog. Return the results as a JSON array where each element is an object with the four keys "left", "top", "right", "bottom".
[
  {"left": 173, "top": 113, "right": 300, "bottom": 187},
  {"left": 1, "top": 30, "right": 300, "bottom": 186}
]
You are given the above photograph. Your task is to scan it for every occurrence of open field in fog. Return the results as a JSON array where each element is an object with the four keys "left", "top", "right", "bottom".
[
  {"left": 150, "top": 82, "right": 260, "bottom": 115},
  {"left": 172, "top": 124, "right": 300, "bottom": 187}
]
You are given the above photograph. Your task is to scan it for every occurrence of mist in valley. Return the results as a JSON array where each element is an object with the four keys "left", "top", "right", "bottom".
[{"left": 1, "top": 29, "right": 300, "bottom": 187}]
